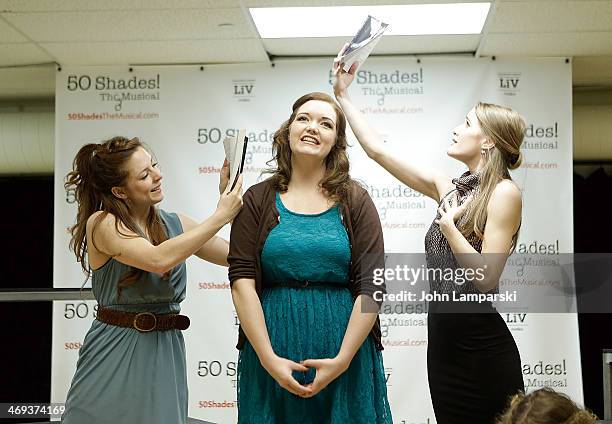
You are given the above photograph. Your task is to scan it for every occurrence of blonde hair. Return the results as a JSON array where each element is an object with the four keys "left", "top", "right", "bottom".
[
  {"left": 497, "top": 389, "right": 598, "bottom": 424},
  {"left": 458, "top": 102, "right": 526, "bottom": 251}
]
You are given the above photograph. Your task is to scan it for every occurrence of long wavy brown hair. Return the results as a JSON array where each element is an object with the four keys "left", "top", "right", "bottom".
[
  {"left": 65, "top": 136, "right": 168, "bottom": 295},
  {"left": 497, "top": 388, "right": 598, "bottom": 424},
  {"left": 458, "top": 102, "right": 526, "bottom": 251},
  {"left": 266, "top": 92, "right": 352, "bottom": 203}
]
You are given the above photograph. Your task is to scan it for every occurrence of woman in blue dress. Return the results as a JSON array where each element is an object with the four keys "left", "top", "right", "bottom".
[
  {"left": 228, "top": 92, "right": 393, "bottom": 423},
  {"left": 61, "top": 136, "right": 243, "bottom": 424}
]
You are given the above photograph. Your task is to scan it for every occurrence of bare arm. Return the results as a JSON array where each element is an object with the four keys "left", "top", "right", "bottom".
[
  {"left": 333, "top": 59, "right": 452, "bottom": 201},
  {"left": 90, "top": 176, "right": 243, "bottom": 274},
  {"left": 231, "top": 279, "right": 274, "bottom": 361},
  {"left": 336, "top": 296, "right": 378, "bottom": 365},
  {"left": 231, "top": 278, "right": 311, "bottom": 396},
  {"left": 436, "top": 180, "right": 522, "bottom": 292},
  {"left": 178, "top": 213, "right": 230, "bottom": 266}
]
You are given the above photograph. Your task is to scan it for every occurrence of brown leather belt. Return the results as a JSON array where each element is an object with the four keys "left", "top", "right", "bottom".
[{"left": 96, "top": 306, "right": 190, "bottom": 332}]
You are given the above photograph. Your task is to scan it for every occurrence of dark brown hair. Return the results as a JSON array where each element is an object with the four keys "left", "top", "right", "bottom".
[
  {"left": 497, "top": 388, "right": 598, "bottom": 424},
  {"left": 266, "top": 92, "right": 352, "bottom": 203},
  {"left": 64, "top": 136, "right": 168, "bottom": 294}
]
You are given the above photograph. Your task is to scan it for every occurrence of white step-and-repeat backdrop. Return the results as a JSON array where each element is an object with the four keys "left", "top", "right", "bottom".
[{"left": 52, "top": 57, "right": 581, "bottom": 423}]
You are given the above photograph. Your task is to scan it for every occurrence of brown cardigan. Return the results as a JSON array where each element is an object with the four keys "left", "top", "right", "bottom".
[{"left": 228, "top": 177, "right": 386, "bottom": 351}]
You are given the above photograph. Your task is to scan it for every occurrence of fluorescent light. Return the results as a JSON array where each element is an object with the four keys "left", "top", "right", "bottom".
[{"left": 250, "top": 3, "right": 491, "bottom": 38}]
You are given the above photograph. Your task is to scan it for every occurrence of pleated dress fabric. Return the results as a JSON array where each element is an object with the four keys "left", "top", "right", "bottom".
[{"left": 61, "top": 209, "right": 188, "bottom": 424}]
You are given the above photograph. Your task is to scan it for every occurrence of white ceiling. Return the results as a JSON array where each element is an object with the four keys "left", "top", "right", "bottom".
[{"left": 1, "top": 0, "right": 612, "bottom": 99}]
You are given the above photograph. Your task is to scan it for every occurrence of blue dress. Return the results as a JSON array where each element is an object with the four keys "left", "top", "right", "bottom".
[
  {"left": 237, "top": 193, "right": 392, "bottom": 424},
  {"left": 62, "top": 210, "right": 188, "bottom": 424}
]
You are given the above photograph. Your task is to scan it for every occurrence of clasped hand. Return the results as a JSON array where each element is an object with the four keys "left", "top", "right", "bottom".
[{"left": 263, "top": 354, "right": 349, "bottom": 398}]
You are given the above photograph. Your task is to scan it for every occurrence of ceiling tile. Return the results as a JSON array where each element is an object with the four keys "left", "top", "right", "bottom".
[
  {"left": 0, "top": 16, "right": 27, "bottom": 42},
  {"left": 3, "top": 9, "right": 256, "bottom": 42},
  {"left": 489, "top": 1, "right": 612, "bottom": 33},
  {"left": 0, "top": 0, "right": 241, "bottom": 12},
  {"left": 41, "top": 39, "right": 269, "bottom": 65},
  {"left": 0, "top": 43, "right": 55, "bottom": 66},
  {"left": 481, "top": 32, "right": 612, "bottom": 56}
]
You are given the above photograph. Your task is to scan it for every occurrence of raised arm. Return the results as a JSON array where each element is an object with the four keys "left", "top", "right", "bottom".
[
  {"left": 89, "top": 176, "right": 243, "bottom": 274},
  {"left": 332, "top": 58, "right": 452, "bottom": 201}
]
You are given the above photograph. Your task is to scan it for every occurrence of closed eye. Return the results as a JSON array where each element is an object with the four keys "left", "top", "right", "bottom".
[{"left": 140, "top": 162, "right": 159, "bottom": 179}]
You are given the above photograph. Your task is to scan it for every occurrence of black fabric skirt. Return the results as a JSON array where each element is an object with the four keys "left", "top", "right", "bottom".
[{"left": 427, "top": 302, "right": 524, "bottom": 424}]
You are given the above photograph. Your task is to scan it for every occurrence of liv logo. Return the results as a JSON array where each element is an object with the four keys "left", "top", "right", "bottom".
[
  {"left": 505, "top": 313, "right": 527, "bottom": 324},
  {"left": 384, "top": 367, "right": 392, "bottom": 386},
  {"left": 498, "top": 72, "right": 521, "bottom": 96},
  {"left": 232, "top": 79, "right": 255, "bottom": 102}
]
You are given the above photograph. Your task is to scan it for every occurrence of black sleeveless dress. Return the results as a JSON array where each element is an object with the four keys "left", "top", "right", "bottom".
[{"left": 424, "top": 171, "right": 523, "bottom": 424}]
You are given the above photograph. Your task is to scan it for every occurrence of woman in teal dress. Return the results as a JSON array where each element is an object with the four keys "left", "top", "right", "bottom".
[
  {"left": 61, "top": 136, "right": 243, "bottom": 424},
  {"left": 228, "top": 92, "right": 393, "bottom": 423}
]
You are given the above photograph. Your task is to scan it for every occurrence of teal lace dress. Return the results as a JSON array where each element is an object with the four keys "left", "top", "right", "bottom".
[{"left": 237, "top": 193, "right": 392, "bottom": 424}]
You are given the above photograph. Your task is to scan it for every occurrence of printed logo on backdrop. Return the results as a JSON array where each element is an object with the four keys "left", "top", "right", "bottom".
[
  {"left": 381, "top": 314, "right": 427, "bottom": 338},
  {"left": 501, "top": 241, "right": 560, "bottom": 289},
  {"left": 517, "top": 240, "right": 560, "bottom": 255},
  {"left": 197, "top": 281, "right": 230, "bottom": 290},
  {"left": 365, "top": 183, "right": 427, "bottom": 230},
  {"left": 385, "top": 367, "right": 392, "bottom": 387},
  {"left": 195, "top": 359, "right": 238, "bottom": 411},
  {"left": 232, "top": 79, "right": 256, "bottom": 102},
  {"left": 195, "top": 126, "right": 274, "bottom": 175},
  {"left": 498, "top": 72, "right": 521, "bottom": 96},
  {"left": 504, "top": 313, "right": 528, "bottom": 332},
  {"left": 523, "top": 359, "right": 568, "bottom": 389},
  {"left": 329, "top": 67, "right": 424, "bottom": 109},
  {"left": 65, "top": 74, "right": 161, "bottom": 115},
  {"left": 192, "top": 314, "right": 239, "bottom": 409},
  {"left": 523, "top": 122, "right": 559, "bottom": 150}
]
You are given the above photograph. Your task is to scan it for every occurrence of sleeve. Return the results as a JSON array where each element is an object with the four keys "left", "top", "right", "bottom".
[
  {"left": 350, "top": 189, "right": 386, "bottom": 302},
  {"left": 228, "top": 187, "right": 260, "bottom": 285}
]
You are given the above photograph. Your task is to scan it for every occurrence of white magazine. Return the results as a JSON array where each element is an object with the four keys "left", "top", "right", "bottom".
[
  {"left": 222, "top": 129, "right": 248, "bottom": 191},
  {"left": 340, "top": 15, "right": 390, "bottom": 72}
]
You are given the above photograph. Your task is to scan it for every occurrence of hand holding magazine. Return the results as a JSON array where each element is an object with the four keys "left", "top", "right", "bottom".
[
  {"left": 338, "top": 15, "right": 390, "bottom": 72},
  {"left": 223, "top": 129, "right": 248, "bottom": 191}
]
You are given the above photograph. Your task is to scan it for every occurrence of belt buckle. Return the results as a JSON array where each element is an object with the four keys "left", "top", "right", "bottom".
[
  {"left": 301, "top": 280, "right": 310, "bottom": 287},
  {"left": 133, "top": 312, "right": 157, "bottom": 332}
]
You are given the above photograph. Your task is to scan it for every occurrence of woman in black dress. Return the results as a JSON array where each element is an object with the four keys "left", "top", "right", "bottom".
[{"left": 332, "top": 58, "right": 525, "bottom": 423}]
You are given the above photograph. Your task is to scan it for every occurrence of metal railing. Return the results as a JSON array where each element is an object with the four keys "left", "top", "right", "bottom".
[
  {"left": 0, "top": 288, "right": 94, "bottom": 302},
  {"left": 605, "top": 349, "right": 612, "bottom": 420}
]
